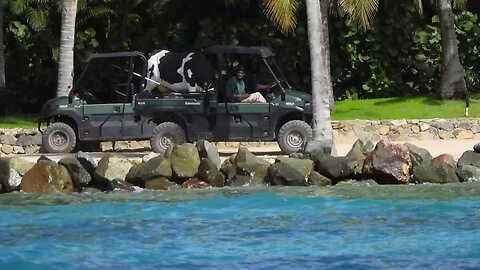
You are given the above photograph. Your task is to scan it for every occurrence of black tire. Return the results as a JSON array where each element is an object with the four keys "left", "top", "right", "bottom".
[
  {"left": 277, "top": 120, "right": 312, "bottom": 154},
  {"left": 42, "top": 122, "right": 77, "bottom": 153},
  {"left": 150, "top": 122, "right": 186, "bottom": 154}
]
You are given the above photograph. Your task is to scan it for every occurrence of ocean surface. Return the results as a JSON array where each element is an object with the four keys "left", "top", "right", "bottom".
[{"left": 0, "top": 183, "right": 479, "bottom": 270}]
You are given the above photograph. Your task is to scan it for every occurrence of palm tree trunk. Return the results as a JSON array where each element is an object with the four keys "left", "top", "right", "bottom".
[
  {"left": 0, "top": 0, "right": 6, "bottom": 91},
  {"left": 438, "top": 0, "right": 467, "bottom": 99},
  {"left": 320, "top": 0, "right": 334, "bottom": 113},
  {"left": 57, "top": 0, "right": 78, "bottom": 97},
  {"left": 305, "top": 0, "right": 333, "bottom": 144}
]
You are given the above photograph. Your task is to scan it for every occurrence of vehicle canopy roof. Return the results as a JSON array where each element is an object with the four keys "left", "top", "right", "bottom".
[{"left": 204, "top": 45, "right": 273, "bottom": 58}]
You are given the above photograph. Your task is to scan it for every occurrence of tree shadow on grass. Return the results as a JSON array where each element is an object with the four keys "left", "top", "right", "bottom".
[{"left": 373, "top": 96, "right": 445, "bottom": 106}]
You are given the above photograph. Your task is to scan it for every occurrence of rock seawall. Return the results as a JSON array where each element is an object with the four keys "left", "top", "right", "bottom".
[{"left": 1, "top": 118, "right": 480, "bottom": 156}]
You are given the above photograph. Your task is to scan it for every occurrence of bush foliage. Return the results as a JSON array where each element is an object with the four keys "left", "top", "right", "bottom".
[{"left": 2, "top": 0, "right": 480, "bottom": 113}]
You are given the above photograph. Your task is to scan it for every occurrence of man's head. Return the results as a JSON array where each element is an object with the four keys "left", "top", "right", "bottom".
[{"left": 235, "top": 66, "right": 246, "bottom": 80}]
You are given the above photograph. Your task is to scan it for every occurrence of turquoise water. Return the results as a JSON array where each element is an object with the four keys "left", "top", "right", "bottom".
[{"left": 1, "top": 184, "right": 480, "bottom": 269}]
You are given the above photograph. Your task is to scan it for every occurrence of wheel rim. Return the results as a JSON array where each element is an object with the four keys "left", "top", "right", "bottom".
[
  {"left": 159, "top": 134, "right": 175, "bottom": 149},
  {"left": 286, "top": 131, "right": 304, "bottom": 148},
  {"left": 50, "top": 131, "right": 69, "bottom": 149}
]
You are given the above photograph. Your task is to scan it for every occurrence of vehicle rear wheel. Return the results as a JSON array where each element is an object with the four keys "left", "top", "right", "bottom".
[
  {"left": 42, "top": 122, "right": 77, "bottom": 153},
  {"left": 277, "top": 120, "right": 312, "bottom": 154},
  {"left": 150, "top": 122, "right": 186, "bottom": 154}
]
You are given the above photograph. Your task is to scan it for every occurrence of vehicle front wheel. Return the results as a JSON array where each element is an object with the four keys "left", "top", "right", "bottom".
[
  {"left": 42, "top": 122, "right": 77, "bottom": 153},
  {"left": 277, "top": 120, "right": 312, "bottom": 154},
  {"left": 150, "top": 122, "right": 186, "bottom": 154}
]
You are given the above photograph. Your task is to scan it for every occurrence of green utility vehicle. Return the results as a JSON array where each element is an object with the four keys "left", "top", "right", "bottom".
[{"left": 38, "top": 46, "right": 313, "bottom": 154}]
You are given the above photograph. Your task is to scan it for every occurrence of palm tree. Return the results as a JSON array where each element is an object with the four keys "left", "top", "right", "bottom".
[
  {"left": 0, "top": 0, "right": 5, "bottom": 91},
  {"left": 342, "top": 0, "right": 467, "bottom": 99},
  {"left": 263, "top": 0, "right": 468, "bottom": 143},
  {"left": 438, "top": 0, "right": 467, "bottom": 98},
  {"left": 57, "top": 0, "right": 78, "bottom": 97}
]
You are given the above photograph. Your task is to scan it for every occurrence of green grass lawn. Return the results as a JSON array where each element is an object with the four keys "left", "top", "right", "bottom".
[
  {"left": 0, "top": 96, "right": 477, "bottom": 128},
  {"left": 0, "top": 115, "right": 38, "bottom": 129},
  {"left": 332, "top": 96, "right": 477, "bottom": 120}
]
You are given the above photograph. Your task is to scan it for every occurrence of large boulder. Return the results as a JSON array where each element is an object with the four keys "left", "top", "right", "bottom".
[
  {"left": 457, "top": 151, "right": 480, "bottom": 168},
  {"left": 431, "top": 154, "right": 456, "bottom": 169},
  {"left": 21, "top": 160, "right": 74, "bottom": 193},
  {"left": 230, "top": 162, "right": 269, "bottom": 187},
  {"left": 125, "top": 155, "right": 172, "bottom": 187},
  {"left": 197, "top": 158, "right": 225, "bottom": 187},
  {"left": 268, "top": 162, "right": 308, "bottom": 186},
  {"left": 345, "top": 138, "right": 375, "bottom": 174},
  {"left": 404, "top": 142, "right": 432, "bottom": 168},
  {"left": 110, "top": 179, "right": 135, "bottom": 192},
  {"left": 234, "top": 147, "right": 270, "bottom": 166},
  {"left": 196, "top": 141, "right": 221, "bottom": 170},
  {"left": 0, "top": 157, "right": 35, "bottom": 192},
  {"left": 145, "top": 177, "right": 178, "bottom": 190},
  {"left": 93, "top": 154, "right": 134, "bottom": 191},
  {"left": 170, "top": 144, "right": 201, "bottom": 180},
  {"left": 95, "top": 154, "right": 134, "bottom": 181},
  {"left": 58, "top": 157, "right": 92, "bottom": 191},
  {"left": 76, "top": 151, "right": 96, "bottom": 176},
  {"left": 456, "top": 165, "right": 480, "bottom": 182},
  {"left": 308, "top": 171, "right": 332, "bottom": 186},
  {"left": 413, "top": 163, "right": 459, "bottom": 184},
  {"left": 314, "top": 155, "right": 357, "bottom": 184},
  {"left": 362, "top": 140, "right": 412, "bottom": 184},
  {"left": 276, "top": 156, "right": 313, "bottom": 177}
]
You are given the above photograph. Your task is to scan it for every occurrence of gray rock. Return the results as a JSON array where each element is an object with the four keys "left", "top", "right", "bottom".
[
  {"left": 404, "top": 142, "right": 432, "bottom": 167},
  {"left": 268, "top": 162, "right": 308, "bottom": 186},
  {"left": 170, "top": 144, "right": 201, "bottom": 180},
  {"left": 110, "top": 179, "right": 135, "bottom": 192},
  {"left": 58, "top": 157, "right": 92, "bottom": 191},
  {"left": 234, "top": 147, "right": 269, "bottom": 166},
  {"left": 456, "top": 165, "right": 480, "bottom": 182},
  {"left": 196, "top": 140, "right": 221, "bottom": 170},
  {"left": 458, "top": 151, "right": 480, "bottom": 168},
  {"left": 276, "top": 156, "right": 314, "bottom": 180},
  {"left": 314, "top": 155, "right": 357, "bottom": 184},
  {"left": 197, "top": 158, "right": 224, "bottom": 187},
  {"left": 142, "top": 152, "right": 159, "bottom": 162},
  {"left": 126, "top": 155, "right": 172, "bottom": 187},
  {"left": 15, "top": 135, "right": 36, "bottom": 146},
  {"left": 232, "top": 162, "right": 269, "bottom": 186},
  {"left": 308, "top": 171, "right": 332, "bottom": 186},
  {"left": 145, "top": 177, "right": 177, "bottom": 190},
  {"left": 76, "top": 151, "right": 96, "bottom": 176},
  {"left": 13, "top": 146, "right": 25, "bottom": 154},
  {"left": 21, "top": 160, "right": 74, "bottom": 193},
  {"left": 413, "top": 163, "right": 459, "bottom": 184},
  {"left": 0, "top": 134, "right": 16, "bottom": 145},
  {"left": 345, "top": 138, "right": 375, "bottom": 174},
  {"left": 0, "top": 158, "right": 35, "bottom": 192},
  {"left": 473, "top": 143, "right": 480, "bottom": 153},
  {"left": 95, "top": 154, "right": 134, "bottom": 181}
]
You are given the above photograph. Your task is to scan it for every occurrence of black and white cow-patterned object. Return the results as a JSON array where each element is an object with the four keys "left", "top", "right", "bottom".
[{"left": 144, "top": 50, "right": 214, "bottom": 93}]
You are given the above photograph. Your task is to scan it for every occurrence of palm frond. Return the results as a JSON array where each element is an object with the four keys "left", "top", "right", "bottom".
[
  {"left": 25, "top": 7, "right": 49, "bottom": 31},
  {"left": 262, "top": 0, "right": 299, "bottom": 34},
  {"left": 9, "top": 0, "right": 28, "bottom": 15},
  {"left": 339, "top": 0, "right": 379, "bottom": 31}
]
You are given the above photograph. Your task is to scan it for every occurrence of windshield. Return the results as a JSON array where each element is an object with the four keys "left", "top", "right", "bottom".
[{"left": 263, "top": 57, "right": 292, "bottom": 90}]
